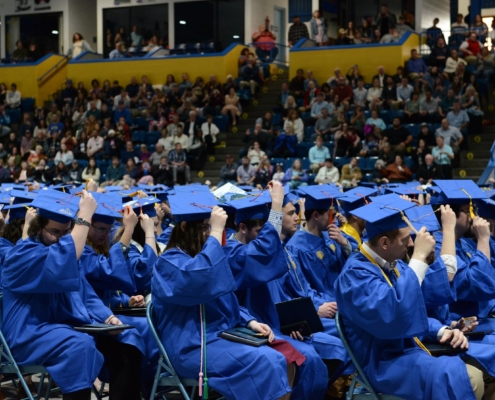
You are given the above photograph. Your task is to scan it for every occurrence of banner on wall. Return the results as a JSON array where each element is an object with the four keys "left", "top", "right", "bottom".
[{"left": 16, "top": 0, "right": 51, "bottom": 12}]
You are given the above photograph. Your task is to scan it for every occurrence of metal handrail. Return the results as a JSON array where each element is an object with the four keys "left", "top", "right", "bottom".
[{"left": 37, "top": 55, "right": 69, "bottom": 84}]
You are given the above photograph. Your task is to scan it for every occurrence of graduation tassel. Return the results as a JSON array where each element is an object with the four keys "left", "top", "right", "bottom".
[
  {"left": 460, "top": 188, "right": 476, "bottom": 219},
  {"left": 221, "top": 229, "right": 226, "bottom": 246},
  {"left": 328, "top": 198, "right": 334, "bottom": 225}
]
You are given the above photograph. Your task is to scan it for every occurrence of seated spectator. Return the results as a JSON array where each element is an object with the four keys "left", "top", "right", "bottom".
[
  {"left": 217, "top": 154, "right": 237, "bottom": 187},
  {"left": 100, "top": 156, "right": 126, "bottom": 187},
  {"left": 283, "top": 159, "right": 308, "bottom": 189},
  {"left": 417, "top": 153, "right": 441, "bottom": 184},
  {"left": 365, "top": 109, "right": 386, "bottom": 134},
  {"left": 392, "top": 66, "right": 406, "bottom": 84},
  {"left": 278, "top": 82, "right": 293, "bottom": 110},
  {"left": 471, "top": 14, "right": 488, "bottom": 42},
  {"left": 396, "top": 77, "right": 413, "bottom": 108},
  {"left": 303, "top": 81, "right": 321, "bottom": 112},
  {"left": 256, "top": 112, "right": 274, "bottom": 134},
  {"left": 334, "top": 123, "right": 361, "bottom": 158},
  {"left": 52, "top": 160, "right": 68, "bottom": 184},
  {"left": 404, "top": 91, "right": 420, "bottom": 123},
  {"left": 272, "top": 163, "right": 285, "bottom": 182},
  {"left": 438, "top": 89, "right": 456, "bottom": 118},
  {"left": 422, "top": 66, "right": 442, "bottom": 90},
  {"left": 309, "top": 136, "right": 330, "bottom": 173},
  {"left": 320, "top": 83, "right": 333, "bottom": 102},
  {"left": 12, "top": 160, "right": 32, "bottom": 183},
  {"left": 168, "top": 143, "right": 190, "bottom": 184},
  {"left": 113, "top": 90, "right": 131, "bottom": 111},
  {"left": 186, "top": 131, "right": 206, "bottom": 170},
  {"left": 247, "top": 141, "right": 265, "bottom": 166},
  {"left": 222, "top": 75, "right": 237, "bottom": 95},
  {"left": 0, "top": 143, "right": 7, "bottom": 160},
  {"left": 314, "top": 108, "right": 333, "bottom": 141},
  {"left": 109, "top": 42, "right": 129, "bottom": 59},
  {"left": 307, "top": 92, "right": 329, "bottom": 126},
  {"left": 173, "top": 126, "right": 189, "bottom": 151},
  {"left": 332, "top": 77, "right": 353, "bottom": 111},
  {"left": 335, "top": 29, "right": 350, "bottom": 45},
  {"left": 31, "top": 158, "right": 53, "bottom": 184},
  {"left": 372, "top": 66, "right": 390, "bottom": 89},
  {"left": 130, "top": 25, "right": 144, "bottom": 48},
  {"left": 255, "top": 158, "right": 273, "bottom": 188},
  {"left": 460, "top": 32, "right": 483, "bottom": 64},
  {"left": 431, "top": 135, "right": 453, "bottom": 178},
  {"left": 395, "top": 16, "right": 413, "bottom": 36},
  {"left": 289, "top": 69, "right": 305, "bottom": 100},
  {"left": 284, "top": 109, "right": 304, "bottom": 143},
  {"left": 20, "top": 130, "right": 34, "bottom": 159},
  {"left": 0, "top": 105, "right": 11, "bottom": 138},
  {"left": 81, "top": 157, "right": 100, "bottom": 183},
  {"left": 239, "top": 56, "right": 264, "bottom": 96},
  {"left": 366, "top": 78, "right": 383, "bottom": 110},
  {"left": 46, "top": 131, "right": 61, "bottom": 160},
  {"left": 236, "top": 156, "right": 256, "bottom": 186},
  {"left": 47, "top": 114, "right": 64, "bottom": 137},
  {"left": 86, "top": 129, "right": 104, "bottom": 159},
  {"left": 418, "top": 122, "right": 437, "bottom": 147},
  {"left": 288, "top": 15, "right": 310, "bottom": 46},
  {"left": 314, "top": 158, "right": 339, "bottom": 184},
  {"left": 149, "top": 143, "right": 167, "bottom": 168},
  {"left": 221, "top": 88, "right": 241, "bottom": 126},
  {"left": 66, "top": 159, "right": 83, "bottom": 184},
  {"left": 86, "top": 100, "right": 101, "bottom": 122},
  {"left": 201, "top": 115, "right": 219, "bottom": 155},
  {"left": 353, "top": 79, "right": 368, "bottom": 109},
  {"left": 252, "top": 24, "right": 278, "bottom": 62},
  {"left": 12, "top": 40, "right": 28, "bottom": 62},
  {"left": 446, "top": 102, "right": 469, "bottom": 150},
  {"left": 61, "top": 79, "right": 78, "bottom": 106},
  {"left": 326, "top": 67, "right": 347, "bottom": 87},
  {"left": 303, "top": 70, "right": 319, "bottom": 91},
  {"left": 406, "top": 49, "right": 427, "bottom": 80},
  {"left": 350, "top": 106, "right": 367, "bottom": 135},
  {"left": 340, "top": 157, "right": 362, "bottom": 188},
  {"left": 157, "top": 129, "right": 174, "bottom": 156},
  {"left": 6, "top": 83, "right": 21, "bottom": 108},
  {"left": 240, "top": 123, "right": 266, "bottom": 158},
  {"left": 345, "top": 65, "right": 363, "bottom": 89},
  {"left": 272, "top": 127, "right": 297, "bottom": 158},
  {"left": 113, "top": 100, "right": 131, "bottom": 125},
  {"left": 382, "top": 76, "right": 398, "bottom": 110},
  {"left": 380, "top": 27, "right": 401, "bottom": 44},
  {"left": 430, "top": 37, "right": 450, "bottom": 69},
  {"left": 378, "top": 142, "right": 396, "bottom": 165},
  {"left": 451, "top": 13, "right": 469, "bottom": 37},
  {"left": 152, "top": 156, "right": 173, "bottom": 186},
  {"left": 382, "top": 117, "right": 413, "bottom": 155},
  {"left": 475, "top": 47, "right": 494, "bottom": 78},
  {"left": 419, "top": 89, "right": 440, "bottom": 122},
  {"left": 378, "top": 154, "right": 412, "bottom": 182},
  {"left": 202, "top": 88, "right": 224, "bottom": 116},
  {"left": 162, "top": 75, "right": 176, "bottom": 96},
  {"left": 435, "top": 118, "right": 463, "bottom": 155},
  {"left": 426, "top": 18, "right": 444, "bottom": 49},
  {"left": 359, "top": 131, "right": 379, "bottom": 157},
  {"left": 412, "top": 138, "right": 432, "bottom": 169},
  {"left": 139, "top": 144, "right": 152, "bottom": 161}
]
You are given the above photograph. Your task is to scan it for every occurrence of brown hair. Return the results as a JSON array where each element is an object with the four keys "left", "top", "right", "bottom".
[
  {"left": 368, "top": 229, "right": 401, "bottom": 246},
  {"left": 0, "top": 218, "right": 24, "bottom": 244},
  {"left": 166, "top": 220, "right": 206, "bottom": 256}
]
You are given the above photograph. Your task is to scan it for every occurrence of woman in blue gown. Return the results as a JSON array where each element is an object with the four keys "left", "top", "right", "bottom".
[
  {"left": 152, "top": 193, "right": 295, "bottom": 400},
  {"left": 2, "top": 190, "right": 142, "bottom": 400}
]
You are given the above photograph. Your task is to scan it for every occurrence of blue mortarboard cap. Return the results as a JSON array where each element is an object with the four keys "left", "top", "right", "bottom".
[
  {"left": 104, "top": 186, "right": 124, "bottom": 192},
  {"left": 0, "top": 192, "right": 12, "bottom": 206},
  {"left": 227, "top": 193, "right": 271, "bottom": 224},
  {"left": 10, "top": 190, "right": 37, "bottom": 205},
  {"left": 92, "top": 192, "right": 123, "bottom": 224},
  {"left": 430, "top": 180, "right": 487, "bottom": 205},
  {"left": 298, "top": 184, "right": 344, "bottom": 210},
  {"left": 475, "top": 198, "right": 495, "bottom": 220},
  {"left": 385, "top": 184, "right": 424, "bottom": 197},
  {"left": 168, "top": 192, "right": 218, "bottom": 223},
  {"left": 173, "top": 185, "right": 211, "bottom": 194},
  {"left": 351, "top": 199, "right": 416, "bottom": 239},
  {"left": 339, "top": 187, "right": 379, "bottom": 216},
  {"left": 51, "top": 183, "right": 77, "bottom": 193},
  {"left": 138, "top": 184, "right": 167, "bottom": 192},
  {"left": 4, "top": 203, "right": 28, "bottom": 221},
  {"left": 404, "top": 205, "right": 441, "bottom": 233},
  {"left": 31, "top": 190, "right": 80, "bottom": 224},
  {"left": 146, "top": 190, "right": 169, "bottom": 202},
  {"left": 123, "top": 197, "right": 161, "bottom": 217}
]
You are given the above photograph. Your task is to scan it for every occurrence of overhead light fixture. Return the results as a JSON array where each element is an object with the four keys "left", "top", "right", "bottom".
[
  {"left": 179, "top": 20, "right": 186, "bottom": 25},
  {"left": 233, "top": 35, "right": 240, "bottom": 39},
  {"left": 52, "top": 30, "right": 59, "bottom": 34}
]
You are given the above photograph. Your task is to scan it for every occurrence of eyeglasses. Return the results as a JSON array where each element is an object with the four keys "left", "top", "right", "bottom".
[
  {"left": 91, "top": 226, "right": 111, "bottom": 234},
  {"left": 201, "top": 224, "right": 211, "bottom": 233},
  {"left": 43, "top": 227, "right": 71, "bottom": 238}
]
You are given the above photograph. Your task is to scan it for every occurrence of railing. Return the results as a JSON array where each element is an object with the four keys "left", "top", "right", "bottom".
[
  {"left": 246, "top": 42, "right": 290, "bottom": 66},
  {"left": 37, "top": 55, "right": 69, "bottom": 85},
  {"left": 418, "top": 29, "right": 492, "bottom": 55}
]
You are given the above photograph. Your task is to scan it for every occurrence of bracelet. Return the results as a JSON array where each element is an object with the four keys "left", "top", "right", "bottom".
[
  {"left": 146, "top": 236, "right": 155, "bottom": 239},
  {"left": 211, "top": 229, "right": 224, "bottom": 234}
]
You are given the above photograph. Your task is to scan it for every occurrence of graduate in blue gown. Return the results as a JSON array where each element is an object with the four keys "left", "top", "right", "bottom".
[
  {"left": 152, "top": 190, "right": 297, "bottom": 400},
  {"left": 287, "top": 185, "right": 351, "bottom": 301},
  {"left": 2, "top": 190, "right": 142, "bottom": 400},
  {"left": 430, "top": 180, "right": 495, "bottom": 320},
  {"left": 335, "top": 198, "right": 494, "bottom": 400},
  {"left": 224, "top": 186, "right": 329, "bottom": 400}
]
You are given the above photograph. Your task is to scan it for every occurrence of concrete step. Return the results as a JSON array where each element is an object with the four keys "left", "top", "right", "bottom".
[{"left": 453, "top": 167, "right": 485, "bottom": 176}]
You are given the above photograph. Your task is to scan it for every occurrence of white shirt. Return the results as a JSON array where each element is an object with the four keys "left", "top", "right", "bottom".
[
  {"left": 87, "top": 136, "right": 104, "bottom": 155},
  {"left": 158, "top": 136, "right": 175, "bottom": 152},
  {"left": 283, "top": 118, "right": 304, "bottom": 143},
  {"left": 6, "top": 90, "right": 21, "bottom": 108},
  {"left": 173, "top": 134, "right": 189, "bottom": 150},
  {"left": 315, "top": 165, "right": 340, "bottom": 184},
  {"left": 201, "top": 122, "right": 219, "bottom": 143}
]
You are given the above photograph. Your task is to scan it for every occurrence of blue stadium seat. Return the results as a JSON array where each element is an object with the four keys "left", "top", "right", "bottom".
[
  {"left": 366, "top": 156, "right": 379, "bottom": 171},
  {"left": 213, "top": 115, "right": 228, "bottom": 132},
  {"left": 270, "top": 158, "right": 285, "bottom": 166},
  {"left": 21, "top": 98, "right": 35, "bottom": 113},
  {"left": 404, "top": 156, "right": 415, "bottom": 170},
  {"left": 296, "top": 99, "right": 304, "bottom": 107},
  {"left": 6, "top": 109, "right": 20, "bottom": 124},
  {"left": 145, "top": 131, "right": 161, "bottom": 146},
  {"left": 301, "top": 111, "right": 311, "bottom": 120},
  {"left": 132, "top": 130, "right": 146, "bottom": 143},
  {"left": 132, "top": 117, "right": 147, "bottom": 129},
  {"left": 357, "top": 157, "right": 367, "bottom": 170},
  {"left": 295, "top": 143, "right": 311, "bottom": 158},
  {"left": 301, "top": 158, "right": 310, "bottom": 170},
  {"left": 379, "top": 110, "right": 391, "bottom": 125},
  {"left": 77, "top": 159, "right": 88, "bottom": 169},
  {"left": 333, "top": 157, "right": 350, "bottom": 168},
  {"left": 324, "top": 141, "right": 334, "bottom": 155},
  {"left": 391, "top": 109, "right": 404, "bottom": 120},
  {"left": 200, "top": 42, "right": 215, "bottom": 53},
  {"left": 405, "top": 124, "right": 420, "bottom": 137},
  {"left": 272, "top": 113, "right": 282, "bottom": 127},
  {"left": 307, "top": 173, "right": 316, "bottom": 185},
  {"left": 304, "top": 126, "right": 315, "bottom": 141},
  {"left": 283, "top": 158, "right": 295, "bottom": 170}
]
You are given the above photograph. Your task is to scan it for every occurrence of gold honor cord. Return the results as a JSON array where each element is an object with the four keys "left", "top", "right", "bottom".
[{"left": 358, "top": 244, "right": 431, "bottom": 356}]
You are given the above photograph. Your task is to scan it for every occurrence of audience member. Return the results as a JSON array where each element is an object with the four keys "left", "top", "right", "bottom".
[
  {"left": 100, "top": 156, "right": 125, "bottom": 187},
  {"left": 432, "top": 135, "right": 454, "bottom": 178},
  {"left": 310, "top": 10, "right": 329, "bottom": 46},
  {"left": 435, "top": 118, "right": 463, "bottom": 155},
  {"left": 168, "top": 143, "right": 190, "bottom": 184},
  {"left": 460, "top": 32, "right": 483, "bottom": 64},
  {"left": 288, "top": 15, "right": 310, "bottom": 46},
  {"left": 252, "top": 24, "right": 278, "bottom": 62},
  {"left": 426, "top": 18, "right": 444, "bottom": 49},
  {"left": 406, "top": 49, "right": 427, "bottom": 80},
  {"left": 340, "top": 157, "right": 362, "bottom": 188},
  {"left": 236, "top": 156, "right": 256, "bottom": 186},
  {"left": 314, "top": 158, "right": 339, "bottom": 184},
  {"left": 376, "top": 4, "right": 396, "bottom": 36},
  {"left": 6, "top": 83, "right": 21, "bottom": 108},
  {"left": 218, "top": 154, "right": 237, "bottom": 187},
  {"left": 417, "top": 153, "right": 441, "bottom": 184},
  {"left": 309, "top": 136, "right": 330, "bottom": 173},
  {"left": 382, "top": 117, "right": 413, "bottom": 155},
  {"left": 419, "top": 89, "right": 440, "bottom": 122},
  {"left": 283, "top": 159, "right": 308, "bottom": 189}
]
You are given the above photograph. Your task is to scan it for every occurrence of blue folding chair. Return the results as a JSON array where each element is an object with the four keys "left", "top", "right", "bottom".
[
  {"left": 335, "top": 312, "right": 403, "bottom": 400},
  {"left": 146, "top": 302, "right": 199, "bottom": 400}
]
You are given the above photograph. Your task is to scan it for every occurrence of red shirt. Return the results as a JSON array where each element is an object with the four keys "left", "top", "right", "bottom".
[
  {"left": 467, "top": 39, "right": 481, "bottom": 56},
  {"left": 333, "top": 85, "right": 353, "bottom": 101}
]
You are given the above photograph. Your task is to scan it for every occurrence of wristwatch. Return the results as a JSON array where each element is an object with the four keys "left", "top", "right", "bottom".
[{"left": 75, "top": 217, "right": 91, "bottom": 228}]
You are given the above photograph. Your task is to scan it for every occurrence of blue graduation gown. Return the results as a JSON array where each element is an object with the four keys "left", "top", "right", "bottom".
[
  {"left": 225, "top": 237, "right": 328, "bottom": 400},
  {"left": 2, "top": 236, "right": 113, "bottom": 393},
  {"left": 0, "top": 237, "right": 14, "bottom": 292},
  {"left": 128, "top": 242, "right": 157, "bottom": 292},
  {"left": 287, "top": 229, "right": 347, "bottom": 300},
  {"left": 434, "top": 232, "right": 495, "bottom": 319},
  {"left": 151, "top": 237, "right": 291, "bottom": 400},
  {"left": 335, "top": 252, "right": 476, "bottom": 400},
  {"left": 421, "top": 257, "right": 457, "bottom": 309},
  {"left": 156, "top": 226, "right": 172, "bottom": 245}
]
